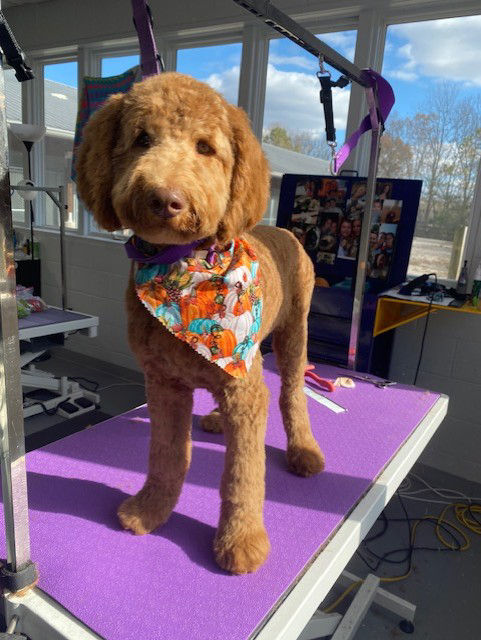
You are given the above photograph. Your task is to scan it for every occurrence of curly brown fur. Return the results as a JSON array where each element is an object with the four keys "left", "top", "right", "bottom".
[{"left": 77, "top": 73, "right": 324, "bottom": 575}]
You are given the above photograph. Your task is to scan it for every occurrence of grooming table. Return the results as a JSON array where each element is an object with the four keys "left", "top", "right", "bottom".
[
  {"left": 20, "top": 308, "right": 99, "bottom": 418},
  {"left": 2, "top": 354, "right": 447, "bottom": 640}
]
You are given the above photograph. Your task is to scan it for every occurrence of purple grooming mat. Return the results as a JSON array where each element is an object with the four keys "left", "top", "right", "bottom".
[{"left": 0, "top": 354, "right": 440, "bottom": 639}]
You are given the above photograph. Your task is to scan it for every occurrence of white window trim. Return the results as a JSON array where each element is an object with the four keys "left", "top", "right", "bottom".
[{"left": 15, "top": 2, "right": 480, "bottom": 265}]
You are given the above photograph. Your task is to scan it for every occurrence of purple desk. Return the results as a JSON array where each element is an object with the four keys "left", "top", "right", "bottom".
[{"left": 2, "top": 354, "right": 447, "bottom": 640}]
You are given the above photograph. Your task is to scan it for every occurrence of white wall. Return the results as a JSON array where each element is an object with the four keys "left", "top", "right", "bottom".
[
  {"left": 33, "top": 229, "right": 139, "bottom": 372},
  {"left": 389, "top": 314, "right": 481, "bottom": 483}
]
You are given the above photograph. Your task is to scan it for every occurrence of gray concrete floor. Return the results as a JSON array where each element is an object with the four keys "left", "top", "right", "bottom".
[
  {"left": 321, "top": 464, "right": 481, "bottom": 640},
  {"left": 24, "top": 346, "right": 146, "bottom": 437},
  {"left": 25, "top": 347, "right": 481, "bottom": 640}
]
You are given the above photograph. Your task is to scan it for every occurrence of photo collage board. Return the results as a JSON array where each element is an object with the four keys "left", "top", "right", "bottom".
[{"left": 289, "top": 177, "right": 402, "bottom": 281}]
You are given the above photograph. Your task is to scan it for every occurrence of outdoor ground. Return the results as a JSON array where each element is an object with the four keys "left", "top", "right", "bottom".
[{"left": 408, "top": 237, "right": 453, "bottom": 280}]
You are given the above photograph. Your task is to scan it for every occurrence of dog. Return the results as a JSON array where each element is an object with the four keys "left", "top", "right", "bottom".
[{"left": 76, "top": 72, "right": 324, "bottom": 574}]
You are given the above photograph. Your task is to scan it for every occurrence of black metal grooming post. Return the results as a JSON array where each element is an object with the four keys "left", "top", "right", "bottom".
[{"left": 233, "top": 0, "right": 384, "bottom": 370}]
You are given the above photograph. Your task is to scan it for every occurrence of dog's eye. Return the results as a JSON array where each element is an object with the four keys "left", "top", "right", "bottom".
[
  {"left": 196, "top": 140, "right": 215, "bottom": 155},
  {"left": 135, "top": 131, "right": 151, "bottom": 148}
]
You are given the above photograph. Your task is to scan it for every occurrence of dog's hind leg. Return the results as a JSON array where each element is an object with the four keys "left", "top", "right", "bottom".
[
  {"left": 118, "top": 379, "right": 193, "bottom": 535},
  {"left": 200, "top": 409, "right": 224, "bottom": 433},
  {"left": 272, "top": 291, "right": 325, "bottom": 478},
  {"left": 213, "top": 354, "right": 270, "bottom": 574}
]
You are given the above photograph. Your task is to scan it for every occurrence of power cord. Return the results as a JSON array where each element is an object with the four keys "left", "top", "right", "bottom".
[
  {"left": 322, "top": 473, "right": 481, "bottom": 614},
  {"left": 413, "top": 273, "right": 437, "bottom": 386}
]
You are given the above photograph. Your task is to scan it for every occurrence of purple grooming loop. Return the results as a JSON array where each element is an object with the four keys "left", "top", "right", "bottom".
[
  {"left": 333, "top": 69, "right": 395, "bottom": 174},
  {"left": 131, "top": 0, "right": 163, "bottom": 78},
  {"left": 0, "top": 355, "right": 441, "bottom": 640}
]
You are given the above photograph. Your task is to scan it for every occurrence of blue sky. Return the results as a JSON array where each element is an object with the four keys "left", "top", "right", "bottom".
[{"left": 43, "top": 15, "right": 481, "bottom": 146}]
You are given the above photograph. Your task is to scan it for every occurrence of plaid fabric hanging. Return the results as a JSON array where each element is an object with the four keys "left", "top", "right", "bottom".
[{"left": 71, "top": 67, "right": 141, "bottom": 181}]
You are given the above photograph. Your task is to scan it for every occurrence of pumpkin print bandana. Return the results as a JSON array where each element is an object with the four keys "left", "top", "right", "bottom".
[{"left": 134, "top": 238, "right": 263, "bottom": 378}]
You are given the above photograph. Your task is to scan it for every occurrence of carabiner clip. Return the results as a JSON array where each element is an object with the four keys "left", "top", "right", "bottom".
[{"left": 328, "top": 141, "right": 338, "bottom": 176}]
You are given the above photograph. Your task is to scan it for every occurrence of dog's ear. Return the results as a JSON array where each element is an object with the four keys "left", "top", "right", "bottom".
[
  {"left": 217, "top": 105, "right": 270, "bottom": 243},
  {"left": 76, "top": 93, "right": 124, "bottom": 232}
]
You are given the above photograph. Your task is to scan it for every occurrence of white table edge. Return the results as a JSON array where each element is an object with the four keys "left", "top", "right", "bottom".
[
  {"left": 250, "top": 394, "right": 449, "bottom": 640},
  {"left": 18, "top": 308, "right": 99, "bottom": 340}
]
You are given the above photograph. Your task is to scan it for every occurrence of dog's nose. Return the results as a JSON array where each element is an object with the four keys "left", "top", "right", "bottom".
[{"left": 149, "top": 188, "right": 186, "bottom": 218}]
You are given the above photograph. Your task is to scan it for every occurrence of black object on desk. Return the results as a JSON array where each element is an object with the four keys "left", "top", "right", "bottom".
[{"left": 16, "top": 257, "right": 41, "bottom": 296}]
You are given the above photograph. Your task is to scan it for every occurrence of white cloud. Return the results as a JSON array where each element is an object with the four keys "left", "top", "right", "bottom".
[
  {"left": 397, "top": 43, "right": 416, "bottom": 70},
  {"left": 269, "top": 54, "right": 316, "bottom": 70},
  {"left": 263, "top": 63, "right": 350, "bottom": 133},
  {"left": 203, "top": 62, "right": 351, "bottom": 141},
  {"left": 204, "top": 66, "right": 240, "bottom": 104},
  {"left": 389, "top": 70, "right": 419, "bottom": 82},
  {"left": 390, "top": 16, "right": 481, "bottom": 86}
]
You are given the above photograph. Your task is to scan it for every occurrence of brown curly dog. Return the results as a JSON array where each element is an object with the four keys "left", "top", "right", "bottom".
[{"left": 77, "top": 72, "right": 324, "bottom": 574}]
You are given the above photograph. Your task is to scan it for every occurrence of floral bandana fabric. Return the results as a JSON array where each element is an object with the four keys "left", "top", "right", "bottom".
[{"left": 134, "top": 238, "right": 263, "bottom": 378}]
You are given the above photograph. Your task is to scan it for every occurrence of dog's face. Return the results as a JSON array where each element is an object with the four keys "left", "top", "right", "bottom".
[{"left": 76, "top": 73, "right": 270, "bottom": 245}]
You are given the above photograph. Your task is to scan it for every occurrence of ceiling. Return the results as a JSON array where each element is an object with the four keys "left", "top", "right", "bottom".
[{"left": 3, "top": 0, "right": 53, "bottom": 8}]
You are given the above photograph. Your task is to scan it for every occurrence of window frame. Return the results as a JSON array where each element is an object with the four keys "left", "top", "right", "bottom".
[{"left": 11, "top": 1, "right": 478, "bottom": 269}]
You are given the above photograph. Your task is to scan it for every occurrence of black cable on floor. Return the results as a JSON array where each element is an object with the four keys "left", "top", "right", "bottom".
[{"left": 413, "top": 273, "right": 437, "bottom": 386}]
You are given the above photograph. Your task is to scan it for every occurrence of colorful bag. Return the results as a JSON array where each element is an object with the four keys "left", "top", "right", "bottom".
[{"left": 71, "top": 67, "right": 140, "bottom": 181}]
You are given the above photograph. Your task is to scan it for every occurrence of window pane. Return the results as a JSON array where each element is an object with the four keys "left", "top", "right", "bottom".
[
  {"left": 44, "top": 62, "right": 78, "bottom": 229},
  {"left": 380, "top": 16, "right": 481, "bottom": 279},
  {"left": 102, "top": 54, "right": 140, "bottom": 77},
  {"left": 263, "top": 31, "right": 357, "bottom": 178},
  {"left": 176, "top": 43, "right": 242, "bottom": 104},
  {"left": 9, "top": 168, "right": 26, "bottom": 224},
  {"left": 5, "top": 69, "right": 26, "bottom": 223}
]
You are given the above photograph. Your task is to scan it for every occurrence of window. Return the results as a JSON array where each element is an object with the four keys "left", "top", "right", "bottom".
[
  {"left": 44, "top": 61, "right": 79, "bottom": 229},
  {"left": 262, "top": 31, "right": 357, "bottom": 173},
  {"left": 380, "top": 16, "right": 481, "bottom": 279},
  {"left": 5, "top": 68, "right": 26, "bottom": 224},
  {"left": 102, "top": 54, "right": 140, "bottom": 77},
  {"left": 176, "top": 43, "right": 242, "bottom": 104}
]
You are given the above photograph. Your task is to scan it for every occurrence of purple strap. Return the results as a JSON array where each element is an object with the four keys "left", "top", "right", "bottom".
[
  {"left": 131, "top": 0, "right": 162, "bottom": 78},
  {"left": 125, "top": 237, "right": 204, "bottom": 264},
  {"left": 333, "top": 70, "right": 395, "bottom": 174},
  {"left": 124, "top": 236, "right": 218, "bottom": 265}
]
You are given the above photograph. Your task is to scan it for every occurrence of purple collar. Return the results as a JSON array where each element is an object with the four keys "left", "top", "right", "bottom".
[{"left": 125, "top": 235, "right": 215, "bottom": 265}]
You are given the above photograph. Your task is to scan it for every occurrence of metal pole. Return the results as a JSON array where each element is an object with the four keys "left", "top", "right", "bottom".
[
  {"left": 347, "top": 86, "right": 382, "bottom": 370},
  {"left": 58, "top": 185, "right": 67, "bottom": 310},
  {"left": 0, "top": 57, "right": 33, "bottom": 573},
  {"left": 12, "top": 185, "right": 67, "bottom": 311}
]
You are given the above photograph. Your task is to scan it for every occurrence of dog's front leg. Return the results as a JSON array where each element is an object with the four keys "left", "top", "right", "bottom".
[
  {"left": 118, "top": 379, "right": 193, "bottom": 535},
  {"left": 213, "top": 356, "right": 270, "bottom": 574}
]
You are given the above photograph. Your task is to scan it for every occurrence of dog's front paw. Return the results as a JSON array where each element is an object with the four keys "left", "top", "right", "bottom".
[
  {"left": 117, "top": 492, "right": 168, "bottom": 535},
  {"left": 200, "top": 409, "right": 224, "bottom": 434},
  {"left": 214, "top": 526, "right": 270, "bottom": 574},
  {"left": 287, "top": 441, "right": 325, "bottom": 477}
]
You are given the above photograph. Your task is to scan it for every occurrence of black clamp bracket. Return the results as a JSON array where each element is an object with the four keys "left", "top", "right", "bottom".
[
  {"left": 0, "top": 11, "right": 34, "bottom": 82},
  {"left": 0, "top": 560, "right": 38, "bottom": 594},
  {"left": 317, "top": 71, "right": 350, "bottom": 145}
]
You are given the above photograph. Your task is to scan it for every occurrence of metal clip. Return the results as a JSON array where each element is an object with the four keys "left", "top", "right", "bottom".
[
  {"left": 328, "top": 141, "right": 338, "bottom": 176},
  {"left": 318, "top": 54, "right": 331, "bottom": 78}
]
